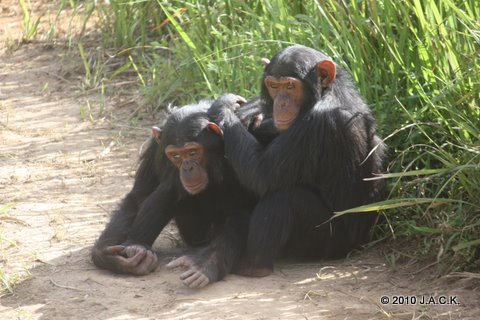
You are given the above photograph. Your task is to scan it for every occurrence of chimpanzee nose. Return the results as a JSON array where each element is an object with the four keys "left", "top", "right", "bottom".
[{"left": 182, "top": 160, "right": 195, "bottom": 172}]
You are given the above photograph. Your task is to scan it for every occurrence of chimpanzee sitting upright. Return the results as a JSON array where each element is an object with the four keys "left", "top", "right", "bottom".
[
  {"left": 210, "top": 45, "right": 387, "bottom": 276},
  {"left": 92, "top": 96, "right": 259, "bottom": 288}
]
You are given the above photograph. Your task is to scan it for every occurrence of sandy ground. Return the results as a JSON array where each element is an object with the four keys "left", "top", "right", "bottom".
[{"left": 1, "top": 1, "right": 479, "bottom": 319}]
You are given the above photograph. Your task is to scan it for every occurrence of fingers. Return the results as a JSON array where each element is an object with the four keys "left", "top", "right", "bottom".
[
  {"left": 123, "top": 245, "right": 146, "bottom": 258},
  {"left": 102, "top": 245, "right": 158, "bottom": 275},
  {"left": 252, "top": 113, "right": 264, "bottom": 130},
  {"left": 104, "top": 245, "right": 126, "bottom": 255},
  {"left": 166, "top": 256, "right": 194, "bottom": 269},
  {"left": 145, "top": 250, "right": 159, "bottom": 273},
  {"left": 167, "top": 255, "right": 211, "bottom": 288},
  {"left": 218, "top": 93, "right": 246, "bottom": 111},
  {"left": 231, "top": 94, "right": 246, "bottom": 110},
  {"left": 180, "top": 270, "right": 210, "bottom": 289},
  {"left": 130, "top": 250, "right": 158, "bottom": 275},
  {"left": 191, "top": 276, "right": 209, "bottom": 288},
  {"left": 121, "top": 247, "right": 147, "bottom": 266},
  {"left": 102, "top": 246, "right": 211, "bottom": 287},
  {"left": 235, "top": 95, "right": 247, "bottom": 105}
]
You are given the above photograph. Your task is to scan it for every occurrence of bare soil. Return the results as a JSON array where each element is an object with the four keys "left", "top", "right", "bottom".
[{"left": 1, "top": 1, "right": 479, "bottom": 319}]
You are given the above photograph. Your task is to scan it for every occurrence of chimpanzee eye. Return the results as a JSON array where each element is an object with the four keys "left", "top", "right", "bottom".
[
  {"left": 287, "top": 83, "right": 294, "bottom": 89},
  {"left": 172, "top": 154, "right": 180, "bottom": 160},
  {"left": 189, "top": 150, "right": 197, "bottom": 157},
  {"left": 270, "top": 83, "right": 279, "bottom": 89}
]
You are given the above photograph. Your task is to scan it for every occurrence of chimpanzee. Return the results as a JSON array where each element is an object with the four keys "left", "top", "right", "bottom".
[
  {"left": 92, "top": 96, "right": 263, "bottom": 288},
  {"left": 210, "top": 45, "right": 387, "bottom": 277}
]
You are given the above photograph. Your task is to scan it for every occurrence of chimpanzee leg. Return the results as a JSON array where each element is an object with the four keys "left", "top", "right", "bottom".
[
  {"left": 167, "top": 212, "right": 249, "bottom": 288},
  {"left": 236, "top": 186, "right": 343, "bottom": 277}
]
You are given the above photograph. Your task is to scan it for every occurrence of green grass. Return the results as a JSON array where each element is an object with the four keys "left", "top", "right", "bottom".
[
  {"left": 19, "top": 0, "right": 41, "bottom": 40},
  {"left": 48, "top": 0, "right": 479, "bottom": 273}
]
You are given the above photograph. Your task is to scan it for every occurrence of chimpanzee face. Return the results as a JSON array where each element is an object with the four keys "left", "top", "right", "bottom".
[
  {"left": 263, "top": 55, "right": 337, "bottom": 131},
  {"left": 165, "top": 142, "right": 208, "bottom": 195},
  {"left": 264, "top": 76, "right": 305, "bottom": 130},
  {"left": 153, "top": 121, "right": 223, "bottom": 195}
]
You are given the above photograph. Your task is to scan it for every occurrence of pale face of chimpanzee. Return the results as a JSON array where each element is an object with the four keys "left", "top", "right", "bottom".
[
  {"left": 264, "top": 76, "right": 305, "bottom": 130},
  {"left": 152, "top": 122, "right": 223, "bottom": 195},
  {"left": 165, "top": 142, "right": 209, "bottom": 195},
  {"left": 264, "top": 60, "right": 337, "bottom": 131}
]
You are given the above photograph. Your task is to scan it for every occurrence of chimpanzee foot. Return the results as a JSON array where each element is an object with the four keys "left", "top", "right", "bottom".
[{"left": 166, "top": 255, "right": 216, "bottom": 289}]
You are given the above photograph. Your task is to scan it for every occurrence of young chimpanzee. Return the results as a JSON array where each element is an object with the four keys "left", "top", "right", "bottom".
[
  {"left": 92, "top": 96, "right": 260, "bottom": 288},
  {"left": 210, "top": 45, "right": 387, "bottom": 277}
]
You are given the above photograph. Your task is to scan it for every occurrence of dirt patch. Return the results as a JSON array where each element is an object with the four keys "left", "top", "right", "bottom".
[{"left": 1, "top": 1, "right": 479, "bottom": 319}]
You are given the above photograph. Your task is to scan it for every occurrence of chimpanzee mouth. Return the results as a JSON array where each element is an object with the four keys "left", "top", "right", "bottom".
[
  {"left": 274, "top": 118, "right": 294, "bottom": 129},
  {"left": 184, "top": 181, "right": 208, "bottom": 194}
]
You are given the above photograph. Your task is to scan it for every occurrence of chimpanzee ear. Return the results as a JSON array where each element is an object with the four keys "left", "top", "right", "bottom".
[
  {"left": 207, "top": 122, "right": 224, "bottom": 139},
  {"left": 261, "top": 58, "right": 270, "bottom": 67},
  {"left": 316, "top": 60, "right": 336, "bottom": 87},
  {"left": 152, "top": 126, "right": 162, "bottom": 144}
]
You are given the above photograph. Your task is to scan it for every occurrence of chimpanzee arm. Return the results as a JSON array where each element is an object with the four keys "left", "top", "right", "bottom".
[
  {"left": 93, "top": 193, "right": 145, "bottom": 251},
  {"left": 234, "top": 97, "right": 263, "bottom": 128},
  {"left": 124, "top": 183, "right": 176, "bottom": 247},
  {"left": 92, "top": 140, "right": 173, "bottom": 275},
  {"left": 210, "top": 94, "right": 375, "bottom": 199},
  {"left": 305, "top": 102, "right": 382, "bottom": 212},
  {"left": 93, "top": 140, "right": 160, "bottom": 249},
  {"left": 210, "top": 100, "right": 274, "bottom": 196},
  {"left": 233, "top": 97, "right": 278, "bottom": 146},
  {"left": 92, "top": 183, "right": 175, "bottom": 275}
]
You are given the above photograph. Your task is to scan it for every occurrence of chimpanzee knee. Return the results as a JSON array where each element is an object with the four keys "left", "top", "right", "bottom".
[{"left": 244, "top": 186, "right": 335, "bottom": 269}]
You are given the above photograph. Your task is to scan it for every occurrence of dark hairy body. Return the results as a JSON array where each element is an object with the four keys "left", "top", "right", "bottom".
[
  {"left": 92, "top": 98, "right": 269, "bottom": 288},
  {"left": 210, "top": 45, "right": 387, "bottom": 276}
]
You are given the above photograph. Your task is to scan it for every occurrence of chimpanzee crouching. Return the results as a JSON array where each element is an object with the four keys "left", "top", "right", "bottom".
[
  {"left": 210, "top": 45, "right": 387, "bottom": 277},
  {"left": 92, "top": 96, "right": 261, "bottom": 288}
]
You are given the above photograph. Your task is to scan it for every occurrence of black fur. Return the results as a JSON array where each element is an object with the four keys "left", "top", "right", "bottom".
[
  {"left": 92, "top": 99, "right": 263, "bottom": 285},
  {"left": 210, "top": 45, "right": 387, "bottom": 273}
]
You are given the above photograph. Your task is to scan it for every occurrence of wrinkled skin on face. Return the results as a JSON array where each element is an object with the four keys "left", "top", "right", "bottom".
[
  {"left": 263, "top": 57, "right": 337, "bottom": 131},
  {"left": 165, "top": 142, "right": 209, "bottom": 195},
  {"left": 159, "top": 120, "right": 224, "bottom": 195},
  {"left": 264, "top": 76, "right": 305, "bottom": 130}
]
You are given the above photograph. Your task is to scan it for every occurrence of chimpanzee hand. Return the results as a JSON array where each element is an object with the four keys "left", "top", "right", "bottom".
[
  {"left": 166, "top": 255, "right": 217, "bottom": 289},
  {"left": 209, "top": 94, "right": 246, "bottom": 128},
  {"left": 101, "top": 244, "right": 159, "bottom": 275},
  {"left": 212, "top": 93, "right": 246, "bottom": 111}
]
